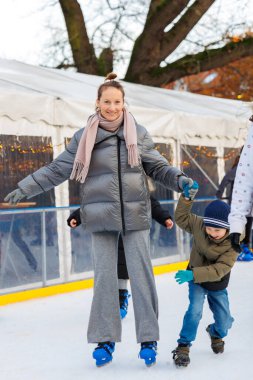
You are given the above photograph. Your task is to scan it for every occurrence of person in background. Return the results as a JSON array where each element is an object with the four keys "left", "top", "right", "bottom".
[
  {"left": 172, "top": 181, "right": 237, "bottom": 367},
  {"left": 229, "top": 116, "right": 253, "bottom": 257},
  {"left": 12, "top": 216, "right": 37, "bottom": 271},
  {"left": 4, "top": 72, "right": 196, "bottom": 368},
  {"left": 216, "top": 147, "right": 253, "bottom": 261},
  {"left": 67, "top": 195, "right": 174, "bottom": 319}
]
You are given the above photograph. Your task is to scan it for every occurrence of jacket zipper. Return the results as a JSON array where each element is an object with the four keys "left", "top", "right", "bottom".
[{"left": 117, "top": 136, "right": 126, "bottom": 235}]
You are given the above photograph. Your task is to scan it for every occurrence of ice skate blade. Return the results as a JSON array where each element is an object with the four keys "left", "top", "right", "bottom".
[
  {"left": 175, "top": 363, "right": 188, "bottom": 368},
  {"left": 96, "top": 359, "right": 112, "bottom": 367},
  {"left": 145, "top": 361, "right": 156, "bottom": 367}
]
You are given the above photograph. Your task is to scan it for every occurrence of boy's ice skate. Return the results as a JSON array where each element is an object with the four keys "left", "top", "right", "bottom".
[
  {"left": 206, "top": 325, "right": 224, "bottom": 354},
  {"left": 92, "top": 342, "right": 115, "bottom": 367},
  {"left": 119, "top": 289, "right": 130, "bottom": 319},
  {"left": 139, "top": 341, "right": 157, "bottom": 367},
  {"left": 172, "top": 344, "right": 190, "bottom": 367}
]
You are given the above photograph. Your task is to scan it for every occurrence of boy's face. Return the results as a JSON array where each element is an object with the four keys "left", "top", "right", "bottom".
[{"left": 205, "top": 226, "right": 227, "bottom": 240}]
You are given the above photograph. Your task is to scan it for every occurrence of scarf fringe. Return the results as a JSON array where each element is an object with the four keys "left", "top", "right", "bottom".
[
  {"left": 128, "top": 144, "right": 139, "bottom": 168},
  {"left": 70, "top": 109, "right": 139, "bottom": 183},
  {"left": 70, "top": 161, "right": 89, "bottom": 183}
]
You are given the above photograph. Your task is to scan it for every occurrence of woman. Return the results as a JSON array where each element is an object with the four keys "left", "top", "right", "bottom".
[
  {"left": 5, "top": 73, "right": 194, "bottom": 367},
  {"left": 67, "top": 195, "right": 174, "bottom": 319},
  {"left": 229, "top": 115, "right": 253, "bottom": 254},
  {"left": 216, "top": 148, "right": 253, "bottom": 261}
]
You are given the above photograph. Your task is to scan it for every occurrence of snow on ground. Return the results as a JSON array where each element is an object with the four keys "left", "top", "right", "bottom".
[{"left": 1, "top": 262, "right": 253, "bottom": 380}]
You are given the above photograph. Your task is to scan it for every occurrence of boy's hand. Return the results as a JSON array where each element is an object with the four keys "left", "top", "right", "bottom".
[
  {"left": 183, "top": 181, "right": 199, "bottom": 200},
  {"left": 165, "top": 218, "right": 174, "bottom": 229},
  {"left": 230, "top": 233, "right": 241, "bottom": 253},
  {"left": 175, "top": 270, "right": 193, "bottom": 284},
  {"left": 69, "top": 218, "right": 78, "bottom": 228},
  {"left": 178, "top": 176, "right": 193, "bottom": 191}
]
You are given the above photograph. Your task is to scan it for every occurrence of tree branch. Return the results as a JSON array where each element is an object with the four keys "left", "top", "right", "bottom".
[
  {"left": 139, "top": 37, "right": 253, "bottom": 86},
  {"left": 125, "top": 0, "right": 190, "bottom": 80},
  {"left": 59, "top": 0, "right": 98, "bottom": 73},
  {"left": 125, "top": 0, "right": 215, "bottom": 82},
  {"left": 160, "top": 0, "right": 216, "bottom": 62}
]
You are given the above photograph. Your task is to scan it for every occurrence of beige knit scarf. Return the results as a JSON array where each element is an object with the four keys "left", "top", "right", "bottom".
[{"left": 70, "top": 109, "right": 139, "bottom": 183}]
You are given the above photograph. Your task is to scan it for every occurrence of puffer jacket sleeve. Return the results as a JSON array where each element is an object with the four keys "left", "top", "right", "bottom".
[
  {"left": 150, "top": 195, "right": 172, "bottom": 226},
  {"left": 67, "top": 208, "right": 81, "bottom": 227},
  {"left": 229, "top": 121, "right": 253, "bottom": 234},
  {"left": 18, "top": 130, "right": 81, "bottom": 198},
  {"left": 216, "top": 166, "right": 236, "bottom": 199},
  {"left": 141, "top": 130, "right": 182, "bottom": 192},
  {"left": 192, "top": 247, "right": 237, "bottom": 283},
  {"left": 175, "top": 194, "right": 202, "bottom": 234}
]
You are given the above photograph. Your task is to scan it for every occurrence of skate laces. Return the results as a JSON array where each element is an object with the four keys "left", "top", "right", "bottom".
[
  {"left": 94, "top": 342, "right": 115, "bottom": 355},
  {"left": 141, "top": 341, "right": 157, "bottom": 351}
]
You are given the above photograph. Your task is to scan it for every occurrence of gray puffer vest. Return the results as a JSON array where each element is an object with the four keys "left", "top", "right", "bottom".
[{"left": 18, "top": 123, "right": 183, "bottom": 232}]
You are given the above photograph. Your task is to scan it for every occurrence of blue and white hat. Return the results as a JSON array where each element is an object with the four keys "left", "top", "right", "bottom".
[{"left": 204, "top": 200, "right": 230, "bottom": 229}]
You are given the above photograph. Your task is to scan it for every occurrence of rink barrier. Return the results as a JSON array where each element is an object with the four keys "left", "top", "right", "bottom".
[{"left": 0, "top": 261, "right": 188, "bottom": 306}]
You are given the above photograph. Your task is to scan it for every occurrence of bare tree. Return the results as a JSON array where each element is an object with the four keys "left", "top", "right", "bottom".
[{"left": 50, "top": 0, "right": 253, "bottom": 86}]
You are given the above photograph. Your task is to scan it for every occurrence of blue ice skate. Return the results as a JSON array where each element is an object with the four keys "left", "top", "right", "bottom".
[
  {"left": 119, "top": 289, "right": 130, "bottom": 319},
  {"left": 237, "top": 244, "right": 253, "bottom": 262},
  {"left": 139, "top": 341, "right": 157, "bottom": 367},
  {"left": 93, "top": 342, "right": 115, "bottom": 367}
]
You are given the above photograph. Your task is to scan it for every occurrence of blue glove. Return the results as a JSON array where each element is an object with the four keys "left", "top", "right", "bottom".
[
  {"left": 175, "top": 270, "right": 194, "bottom": 285},
  {"left": 178, "top": 176, "right": 193, "bottom": 191},
  {"left": 183, "top": 180, "right": 199, "bottom": 200}
]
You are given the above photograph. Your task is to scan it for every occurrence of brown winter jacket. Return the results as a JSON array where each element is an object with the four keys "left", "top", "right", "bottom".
[{"left": 175, "top": 195, "right": 238, "bottom": 290}]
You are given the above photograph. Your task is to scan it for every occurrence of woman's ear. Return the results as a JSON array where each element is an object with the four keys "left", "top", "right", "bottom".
[{"left": 95, "top": 100, "right": 100, "bottom": 111}]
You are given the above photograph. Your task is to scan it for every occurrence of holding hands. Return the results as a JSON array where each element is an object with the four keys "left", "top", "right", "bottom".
[
  {"left": 175, "top": 270, "right": 193, "bottom": 285},
  {"left": 178, "top": 176, "right": 199, "bottom": 200},
  {"left": 229, "top": 233, "right": 241, "bottom": 253}
]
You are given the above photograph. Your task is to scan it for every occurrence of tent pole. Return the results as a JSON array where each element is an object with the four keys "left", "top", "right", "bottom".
[
  {"left": 173, "top": 139, "right": 187, "bottom": 261},
  {"left": 181, "top": 145, "right": 218, "bottom": 191}
]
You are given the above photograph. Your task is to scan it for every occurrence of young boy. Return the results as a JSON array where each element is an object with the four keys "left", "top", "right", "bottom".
[{"left": 172, "top": 183, "right": 238, "bottom": 367}]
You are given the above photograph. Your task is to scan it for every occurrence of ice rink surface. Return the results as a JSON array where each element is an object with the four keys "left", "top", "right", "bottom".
[{"left": 1, "top": 262, "right": 252, "bottom": 380}]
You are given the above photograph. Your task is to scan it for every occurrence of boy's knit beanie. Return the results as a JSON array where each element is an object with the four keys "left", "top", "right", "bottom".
[{"left": 203, "top": 200, "right": 230, "bottom": 229}]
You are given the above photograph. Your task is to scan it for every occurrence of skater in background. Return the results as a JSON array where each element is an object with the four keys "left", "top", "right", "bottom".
[
  {"left": 67, "top": 195, "right": 174, "bottom": 319},
  {"left": 229, "top": 116, "right": 253, "bottom": 256},
  {"left": 172, "top": 182, "right": 237, "bottom": 367},
  {"left": 5, "top": 72, "right": 196, "bottom": 368},
  {"left": 11, "top": 215, "right": 37, "bottom": 271},
  {"left": 216, "top": 147, "right": 253, "bottom": 261}
]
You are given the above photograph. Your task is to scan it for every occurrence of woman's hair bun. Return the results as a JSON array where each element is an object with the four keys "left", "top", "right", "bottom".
[{"left": 105, "top": 72, "right": 117, "bottom": 81}]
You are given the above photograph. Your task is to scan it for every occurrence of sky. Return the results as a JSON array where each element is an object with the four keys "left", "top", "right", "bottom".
[
  {"left": 0, "top": 0, "right": 253, "bottom": 78},
  {"left": 1, "top": 262, "right": 253, "bottom": 380},
  {"left": 0, "top": 0, "right": 48, "bottom": 64}
]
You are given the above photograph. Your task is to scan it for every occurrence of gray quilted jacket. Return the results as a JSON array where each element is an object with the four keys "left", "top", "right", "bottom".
[{"left": 18, "top": 123, "right": 183, "bottom": 232}]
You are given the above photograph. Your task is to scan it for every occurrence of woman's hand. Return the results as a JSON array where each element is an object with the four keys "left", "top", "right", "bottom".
[{"left": 4, "top": 188, "right": 26, "bottom": 205}]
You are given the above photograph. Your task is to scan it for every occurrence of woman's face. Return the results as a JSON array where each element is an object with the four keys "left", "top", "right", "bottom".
[{"left": 97, "top": 87, "right": 124, "bottom": 121}]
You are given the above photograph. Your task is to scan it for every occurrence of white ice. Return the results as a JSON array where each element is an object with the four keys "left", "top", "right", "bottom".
[{"left": 1, "top": 262, "right": 252, "bottom": 380}]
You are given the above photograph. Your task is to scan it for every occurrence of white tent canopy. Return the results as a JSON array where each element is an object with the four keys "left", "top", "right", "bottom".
[
  {"left": 1, "top": 59, "right": 253, "bottom": 289},
  {"left": 0, "top": 59, "right": 252, "bottom": 147}
]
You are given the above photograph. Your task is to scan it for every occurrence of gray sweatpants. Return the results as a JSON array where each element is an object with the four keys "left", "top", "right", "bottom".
[{"left": 87, "top": 229, "right": 159, "bottom": 344}]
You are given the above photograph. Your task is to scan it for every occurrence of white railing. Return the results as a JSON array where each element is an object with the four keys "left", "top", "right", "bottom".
[{"left": 0, "top": 198, "right": 215, "bottom": 294}]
